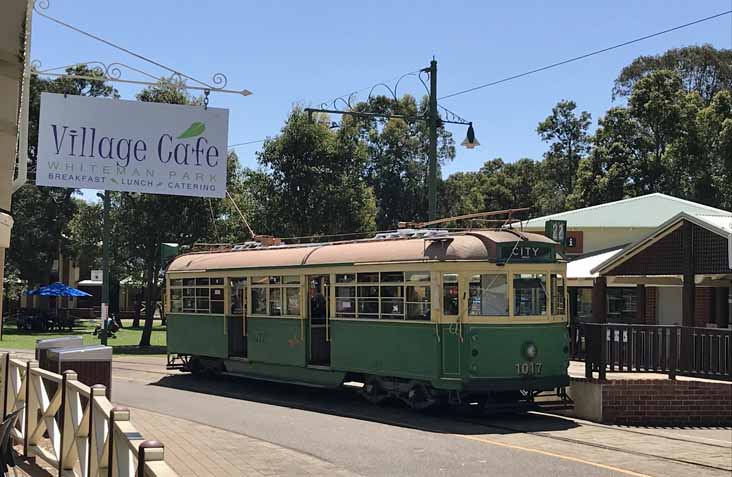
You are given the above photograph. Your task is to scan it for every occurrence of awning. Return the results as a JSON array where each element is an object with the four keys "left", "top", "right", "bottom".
[
  {"left": 567, "top": 247, "right": 624, "bottom": 279},
  {"left": 77, "top": 279, "right": 103, "bottom": 287}
]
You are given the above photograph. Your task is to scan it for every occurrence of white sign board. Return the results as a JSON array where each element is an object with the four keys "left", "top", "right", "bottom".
[
  {"left": 36, "top": 92, "right": 229, "bottom": 198},
  {"left": 91, "top": 270, "right": 103, "bottom": 281}
]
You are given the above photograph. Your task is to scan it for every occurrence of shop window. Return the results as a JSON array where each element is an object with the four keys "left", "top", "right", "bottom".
[
  {"left": 575, "top": 288, "right": 593, "bottom": 321},
  {"left": 468, "top": 274, "right": 508, "bottom": 316},
  {"left": 551, "top": 274, "right": 566, "bottom": 316},
  {"left": 513, "top": 273, "right": 547, "bottom": 316},
  {"left": 607, "top": 288, "right": 637, "bottom": 322}
]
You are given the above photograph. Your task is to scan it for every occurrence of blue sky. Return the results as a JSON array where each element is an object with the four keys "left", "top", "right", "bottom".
[{"left": 31, "top": 1, "right": 731, "bottom": 199}]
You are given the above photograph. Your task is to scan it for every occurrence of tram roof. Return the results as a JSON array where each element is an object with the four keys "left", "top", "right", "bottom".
[{"left": 167, "top": 230, "right": 559, "bottom": 273}]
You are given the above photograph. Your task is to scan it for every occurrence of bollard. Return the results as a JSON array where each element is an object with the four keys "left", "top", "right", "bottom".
[{"left": 137, "top": 440, "right": 164, "bottom": 477}]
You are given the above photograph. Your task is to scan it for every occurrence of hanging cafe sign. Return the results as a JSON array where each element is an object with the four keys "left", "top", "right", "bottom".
[{"left": 36, "top": 92, "right": 229, "bottom": 198}]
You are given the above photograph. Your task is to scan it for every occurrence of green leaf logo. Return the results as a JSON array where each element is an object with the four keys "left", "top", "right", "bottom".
[
  {"left": 109, "top": 178, "right": 118, "bottom": 184},
  {"left": 177, "top": 122, "right": 206, "bottom": 139}
]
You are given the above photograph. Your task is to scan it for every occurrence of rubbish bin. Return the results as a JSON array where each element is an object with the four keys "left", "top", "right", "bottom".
[
  {"left": 46, "top": 345, "right": 113, "bottom": 399},
  {"left": 35, "top": 336, "right": 83, "bottom": 371}
]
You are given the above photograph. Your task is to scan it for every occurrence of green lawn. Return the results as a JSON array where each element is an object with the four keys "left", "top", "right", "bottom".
[{"left": 0, "top": 319, "right": 167, "bottom": 355}]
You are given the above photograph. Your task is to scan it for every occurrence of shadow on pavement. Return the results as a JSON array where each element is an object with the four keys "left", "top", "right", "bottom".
[{"left": 150, "top": 372, "right": 578, "bottom": 436}]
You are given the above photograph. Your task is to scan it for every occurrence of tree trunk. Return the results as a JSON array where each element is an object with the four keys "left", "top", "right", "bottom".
[
  {"left": 132, "top": 289, "right": 142, "bottom": 328},
  {"left": 139, "top": 261, "right": 158, "bottom": 347}
]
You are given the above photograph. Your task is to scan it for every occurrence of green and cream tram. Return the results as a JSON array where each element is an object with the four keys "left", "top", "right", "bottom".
[{"left": 165, "top": 229, "right": 570, "bottom": 408}]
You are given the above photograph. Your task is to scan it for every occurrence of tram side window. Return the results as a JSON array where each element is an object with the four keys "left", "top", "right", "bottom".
[
  {"left": 169, "top": 277, "right": 225, "bottom": 314},
  {"left": 468, "top": 274, "right": 508, "bottom": 316},
  {"left": 551, "top": 274, "right": 566, "bottom": 316},
  {"left": 442, "top": 273, "right": 459, "bottom": 316},
  {"left": 334, "top": 271, "right": 431, "bottom": 320},
  {"left": 513, "top": 273, "right": 547, "bottom": 316},
  {"left": 230, "top": 278, "right": 247, "bottom": 314},
  {"left": 250, "top": 276, "right": 301, "bottom": 317}
]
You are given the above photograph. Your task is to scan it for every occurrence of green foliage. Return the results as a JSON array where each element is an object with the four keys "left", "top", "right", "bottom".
[
  {"left": 351, "top": 95, "right": 455, "bottom": 228},
  {"left": 256, "top": 107, "right": 376, "bottom": 238},
  {"left": 614, "top": 45, "right": 732, "bottom": 103},
  {"left": 535, "top": 100, "right": 591, "bottom": 213}
]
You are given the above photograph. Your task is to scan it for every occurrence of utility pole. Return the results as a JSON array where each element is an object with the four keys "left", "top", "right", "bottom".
[
  {"left": 304, "top": 58, "right": 478, "bottom": 223},
  {"left": 100, "top": 190, "right": 110, "bottom": 345},
  {"left": 427, "top": 59, "right": 438, "bottom": 221}
]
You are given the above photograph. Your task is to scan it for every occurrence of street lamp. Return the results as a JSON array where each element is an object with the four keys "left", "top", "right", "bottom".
[
  {"left": 461, "top": 122, "right": 480, "bottom": 149},
  {"left": 304, "top": 59, "right": 478, "bottom": 220}
]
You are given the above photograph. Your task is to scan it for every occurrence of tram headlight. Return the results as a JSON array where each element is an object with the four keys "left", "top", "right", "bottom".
[{"left": 523, "top": 342, "right": 538, "bottom": 361}]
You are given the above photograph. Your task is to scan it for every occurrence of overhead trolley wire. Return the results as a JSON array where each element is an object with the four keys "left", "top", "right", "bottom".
[{"left": 439, "top": 10, "right": 732, "bottom": 100}]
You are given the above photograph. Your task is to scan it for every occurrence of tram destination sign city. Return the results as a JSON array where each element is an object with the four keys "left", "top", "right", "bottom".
[{"left": 36, "top": 92, "right": 229, "bottom": 198}]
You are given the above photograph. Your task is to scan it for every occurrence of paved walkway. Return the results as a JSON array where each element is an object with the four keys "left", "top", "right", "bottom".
[{"left": 129, "top": 406, "right": 356, "bottom": 477}]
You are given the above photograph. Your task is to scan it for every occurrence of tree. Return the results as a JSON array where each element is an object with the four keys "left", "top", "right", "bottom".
[
  {"left": 256, "top": 107, "right": 376, "bottom": 239},
  {"left": 351, "top": 95, "right": 455, "bottom": 228},
  {"left": 7, "top": 66, "right": 116, "bottom": 286},
  {"left": 117, "top": 80, "right": 213, "bottom": 346},
  {"left": 614, "top": 45, "right": 732, "bottom": 103},
  {"left": 536, "top": 100, "right": 591, "bottom": 213}
]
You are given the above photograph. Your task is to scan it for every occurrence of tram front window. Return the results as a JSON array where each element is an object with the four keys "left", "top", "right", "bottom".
[
  {"left": 469, "top": 274, "right": 508, "bottom": 316},
  {"left": 513, "top": 273, "right": 547, "bottom": 316}
]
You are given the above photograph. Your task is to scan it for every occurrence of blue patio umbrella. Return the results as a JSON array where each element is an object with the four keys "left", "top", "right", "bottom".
[{"left": 26, "top": 282, "right": 92, "bottom": 297}]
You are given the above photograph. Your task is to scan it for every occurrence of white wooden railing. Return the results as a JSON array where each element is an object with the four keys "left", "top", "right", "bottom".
[{"left": 0, "top": 353, "right": 178, "bottom": 476}]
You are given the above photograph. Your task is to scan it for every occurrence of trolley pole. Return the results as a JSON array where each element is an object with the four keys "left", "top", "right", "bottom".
[
  {"left": 427, "top": 59, "right": 438, "bottom": 221},
  {"left": 100, "top": 190, "right": 110, "bottom": 346}
]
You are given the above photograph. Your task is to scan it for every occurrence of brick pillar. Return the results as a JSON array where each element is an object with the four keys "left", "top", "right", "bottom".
[
  {"left": 635, "top": 284, "right": 646, "bottom": 325},
  {"left": 716, "top": 286, "right": 730, "bottom": 328},
  {"left": 592, "top": 276, "right": 607, "bottom": 323}
]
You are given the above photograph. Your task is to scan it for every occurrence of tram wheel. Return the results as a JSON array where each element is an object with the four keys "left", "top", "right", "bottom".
[
  {"left": 407, "top": 382, "right": 437, "bottom": 410},
  {"left": 361, "top": 377, "right": 389, "bottom": 404}
]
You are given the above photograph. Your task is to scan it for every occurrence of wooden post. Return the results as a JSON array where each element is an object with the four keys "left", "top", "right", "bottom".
[
  {"left": 1, "top": 353, "right": 8, "bottom": 419},
  {"left": 598, "top": 324, "right": 607, "bottom": 380},
  {"left": 60, "top": 371, "right": 78, "bottom": 475},
  {"left": 636, "top": 284, "right": 646, "bottom": 324},
  {"left": 681, "top": 222, "right": 695, "bottom": 370},
  {"left": 715, "top": 286, "right": 729, "bottom": 328},
  {"left": 681, "top": 222, "right": 695, "bottom": 327},
  {"left": 668, "top": 326, "right": 678, "bottom": 379},
  {"left": 592, "top": 276, "right": 607, "bottom": 324},
  {"left": 137, "top": 440, "right": 164, "bottom": 476},
  {"left": 23, "top": 360, "right": 39, "bottom": 459}
]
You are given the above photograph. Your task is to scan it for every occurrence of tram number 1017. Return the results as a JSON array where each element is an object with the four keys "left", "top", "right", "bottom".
[{"left": 515, "top": 362, "right": 543, "bottom": 376}]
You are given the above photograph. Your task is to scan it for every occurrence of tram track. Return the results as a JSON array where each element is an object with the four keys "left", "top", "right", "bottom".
[{"left": 457, "top": 413, "right": 732, "bottom": 473}]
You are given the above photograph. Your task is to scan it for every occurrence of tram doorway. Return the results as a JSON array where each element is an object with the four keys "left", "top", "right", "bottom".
[
  {"left": 307, "top": 275, "right": 331, "bottom": 366},
  {"left": 229, "top": 278, "right": 247, "bottom": 358}
]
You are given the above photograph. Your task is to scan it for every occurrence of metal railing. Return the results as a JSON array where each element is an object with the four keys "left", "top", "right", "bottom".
[
  {"left": 0, "top": 352, "right": 178, "bottom": 476},
  {"left": 575, "top": 323, "right": 731, "bottom": 381}
]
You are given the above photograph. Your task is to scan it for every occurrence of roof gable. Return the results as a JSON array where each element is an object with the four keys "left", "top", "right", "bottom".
[
  {"left": 592, "top": 212, "right": 732, "bottom": 275},
  {"left": 523, "top": 193, "right": 731, "bottom": 229}
]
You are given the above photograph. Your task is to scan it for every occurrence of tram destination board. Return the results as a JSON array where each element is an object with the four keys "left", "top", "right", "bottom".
[{"left": 496, "top": 242, "right": 556, "bottom": 263}]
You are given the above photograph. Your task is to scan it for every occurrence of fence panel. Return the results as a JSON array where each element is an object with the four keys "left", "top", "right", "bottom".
[
  {"left": 580, "top": 324, "right": 731, "bottom": 381},
  {"left": 0, "top": 352, "right": 179, "bottom": 477}
]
